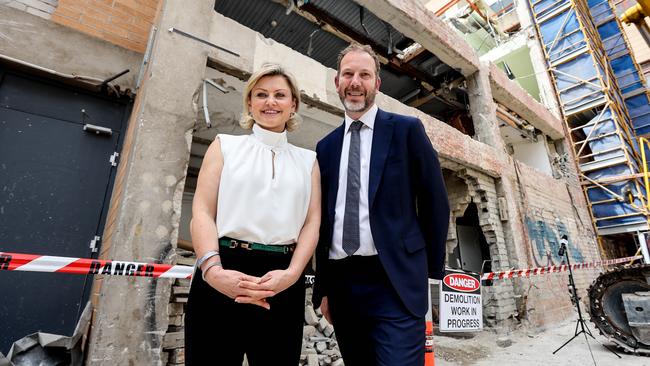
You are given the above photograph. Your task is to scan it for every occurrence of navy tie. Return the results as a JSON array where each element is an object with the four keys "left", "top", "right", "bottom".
[{"left": 343, "top": 121, "right": 363, "bottom": 256}]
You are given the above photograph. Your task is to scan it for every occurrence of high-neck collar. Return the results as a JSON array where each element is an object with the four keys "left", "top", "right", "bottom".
[{"left": 252, "top": 123, "right": 288, "bottom": 149}]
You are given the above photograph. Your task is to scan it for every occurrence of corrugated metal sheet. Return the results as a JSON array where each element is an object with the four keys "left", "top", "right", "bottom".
[
  {"left": 213, "top": 0, "right": 465, "bottom": 119},
  {"left": 215, "top": 0, "right": 347, "bottom": 69}
]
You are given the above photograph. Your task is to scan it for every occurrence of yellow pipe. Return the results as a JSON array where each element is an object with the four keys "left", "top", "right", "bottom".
[
  {"left": 621, "top": 0, "right": 650, "bottom": 25},
  {"left": 641, "top": 137, "right": 650, "bottom": 209}
]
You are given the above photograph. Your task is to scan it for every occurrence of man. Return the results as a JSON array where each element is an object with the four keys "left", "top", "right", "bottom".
[{"left": 313, "top": 44, "right": 450, "bottom": 366}]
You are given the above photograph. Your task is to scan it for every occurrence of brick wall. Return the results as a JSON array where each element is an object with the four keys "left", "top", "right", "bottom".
[
  {"left": 511, "top": 162, "right": 599, "bottom": 327},
  {"left": 51, "top": 0, "right": 160, "bottom": 53},
  {"left": 4, "top": 0, "right": 57, "bottom": 19}
]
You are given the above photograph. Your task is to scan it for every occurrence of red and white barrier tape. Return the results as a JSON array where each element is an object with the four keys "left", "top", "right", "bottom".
[
  {"left": 0, "top": 251, "right": 643, "bottom": 282},
  {"left": 480, "top": 255, "right": 643, "bottom": 281},
  {"left": 0, "top": 252, "right": 193, "bottom": 279}
]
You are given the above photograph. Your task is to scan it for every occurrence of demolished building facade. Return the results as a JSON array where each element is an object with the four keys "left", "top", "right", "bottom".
[{"left": 2, "top": 0, "right": 645, "bottom": 364}]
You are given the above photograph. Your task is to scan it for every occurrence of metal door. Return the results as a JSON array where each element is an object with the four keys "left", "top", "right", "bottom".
[{"left": 0, "top": 70, "right": 130, "bottom": 352}]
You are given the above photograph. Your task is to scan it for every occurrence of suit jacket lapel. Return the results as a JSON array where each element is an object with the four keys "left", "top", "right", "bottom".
[
  {"left": 327, "top": 123, "right": 345, "bottom": 223},
  {"left": 369, "top": 109, "right": 394, "bottom": 209}
]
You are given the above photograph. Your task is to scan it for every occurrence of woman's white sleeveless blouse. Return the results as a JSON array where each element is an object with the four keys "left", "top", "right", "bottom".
[{"left": 216, "top": 124, "right": 316, "bottom": 245}]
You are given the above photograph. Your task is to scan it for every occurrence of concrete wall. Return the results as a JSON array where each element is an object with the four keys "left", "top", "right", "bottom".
[
  {"left": 0, "top": 5, "right": 143, "bottom": 90},
  {"left": 512, "top": 139, "right": 554, "bottom": 175}
]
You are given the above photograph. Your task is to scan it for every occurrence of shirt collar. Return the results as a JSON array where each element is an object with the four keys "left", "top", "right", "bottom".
[
  {"left": 345, "top": 104, "right": 378, "bottom": 132},
  {"left": 252, "top": 123, "right": 288, "bottom": 148}
]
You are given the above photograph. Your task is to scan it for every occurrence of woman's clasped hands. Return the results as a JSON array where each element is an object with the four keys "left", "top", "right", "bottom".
[
  {"left": 203, "top": 267, "right": 300, "bottom": 310},
  {"left": 236, "top": 268, "right": 301, "bottom": 309}
]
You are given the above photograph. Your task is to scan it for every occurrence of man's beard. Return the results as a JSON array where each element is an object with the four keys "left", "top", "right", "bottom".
[{"left": 340, "top": 88, "right": 376, "bottom": 113}]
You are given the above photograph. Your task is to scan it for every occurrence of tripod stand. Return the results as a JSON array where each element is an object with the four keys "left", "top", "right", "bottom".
[{"left": 552, "top": 236, "right": 621, "bottom": 361}]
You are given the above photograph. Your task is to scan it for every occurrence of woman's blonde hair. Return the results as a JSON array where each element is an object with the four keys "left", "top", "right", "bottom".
[{"left": 240, "top": 63, "right": 302, "bottom": 132}]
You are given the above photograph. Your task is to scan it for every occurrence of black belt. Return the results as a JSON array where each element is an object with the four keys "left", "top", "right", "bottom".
[{"left": 219, "top": 237, "right": 295, "bottom": 254}]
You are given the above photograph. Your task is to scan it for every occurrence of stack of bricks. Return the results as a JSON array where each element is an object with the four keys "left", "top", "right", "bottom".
[
  {"left": 51, "top": 0, "right": 159, "bottom": 53},
  {"left": 161, "top": 249, "right": 194, "bottom": 366}
]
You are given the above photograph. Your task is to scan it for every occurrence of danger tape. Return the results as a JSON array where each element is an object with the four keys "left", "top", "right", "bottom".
[
  {"left": 1, "top": 251, "right": 643, "bottom": 283},
  {"left": 480, "top": 255, "right": 643, "bottom": 281},
  {"left": 0, "top": 252, "right": 193, "bottom": 279}
]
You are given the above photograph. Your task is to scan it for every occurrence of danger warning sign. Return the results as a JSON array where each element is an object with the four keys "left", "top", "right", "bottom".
[{"left": 439, "top": 269, "right": 482, "bottom": 332}]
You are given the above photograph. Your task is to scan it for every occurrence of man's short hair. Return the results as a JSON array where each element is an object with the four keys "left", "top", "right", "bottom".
[{"left": 336, "top": 44, "right": 381, "bottom": 77}]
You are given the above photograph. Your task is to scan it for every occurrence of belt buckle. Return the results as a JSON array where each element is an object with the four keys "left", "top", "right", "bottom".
[
  {"left": 240, "top": 242, "right": 251, "bottom": 250},
  {"left": 229, "top": 240, "right": 237, "bottom": 249}
]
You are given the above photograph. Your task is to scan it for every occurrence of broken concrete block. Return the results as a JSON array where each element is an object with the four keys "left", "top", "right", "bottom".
[
  {"left": 307, "top": 353, "right": 319, "bottom": 366},
  {"left": 323, "top": 324, "right": 334, "bottom": 337},
  {"left": 318, "top": 317, "right": 329, "bottom": 331},
  {"left": 303, "top": 325, "right": 317, "bottom": 338},
  {"left": 305, "top": 306, "right": 319, "bottom": 326},
  {"left": 496, "top": 336, "right": 512, "bottom": 348},
  {"left": 322, "top": 349, "right": 338, "bottom": 356},
  {"left": 316, "top": 341, "right": 327, "bottom": 353}
]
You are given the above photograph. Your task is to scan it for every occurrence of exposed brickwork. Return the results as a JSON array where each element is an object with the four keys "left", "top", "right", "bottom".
[
  {"left": 4, "top": 0, "right": 56, "bottom": 19},
  {"left": 51, "top": 0, "right": 159, "bottom": 53}
]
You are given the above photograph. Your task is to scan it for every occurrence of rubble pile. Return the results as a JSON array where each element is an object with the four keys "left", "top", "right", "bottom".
[{"left": 300, "top": 287, "right": 344, "bottom": 366}]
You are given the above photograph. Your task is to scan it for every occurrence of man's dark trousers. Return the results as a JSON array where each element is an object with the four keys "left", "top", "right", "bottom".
[{"left": 328, "top": 256, "right": 425, "bottom": 365}]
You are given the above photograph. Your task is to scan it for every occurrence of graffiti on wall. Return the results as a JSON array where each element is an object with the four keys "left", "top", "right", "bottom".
[{"left": 525, "top": 217, "right": 585, "bottom": 267}]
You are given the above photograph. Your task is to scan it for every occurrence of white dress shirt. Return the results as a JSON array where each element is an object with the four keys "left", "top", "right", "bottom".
[
  {"left": 330, "top": 104, "right": 378, "bottom": 259},
  {"left": 216, "top": 124, "right": 315, "bottom": 245}
]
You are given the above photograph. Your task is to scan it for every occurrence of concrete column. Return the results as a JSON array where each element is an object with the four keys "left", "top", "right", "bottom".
[
  {"left": 86, "top": 0, "right": 213, "bottom": 364},
  {"left": 466, "top": 61, "right": 507, "bottom": 153}
]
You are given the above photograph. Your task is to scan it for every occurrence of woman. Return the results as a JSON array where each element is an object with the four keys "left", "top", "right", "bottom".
[{"left": 185, "top": 64, "right": 321, "bottom": 365}]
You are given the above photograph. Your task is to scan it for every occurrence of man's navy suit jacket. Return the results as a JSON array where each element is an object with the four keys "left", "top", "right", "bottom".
[{"left": 313, "top": 108, "right": 450, "bottom": 318}]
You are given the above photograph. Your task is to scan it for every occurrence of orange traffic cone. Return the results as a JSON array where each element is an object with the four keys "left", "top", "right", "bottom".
[{"left": 425, "top": 321, "right": 435, "bottom": 366}]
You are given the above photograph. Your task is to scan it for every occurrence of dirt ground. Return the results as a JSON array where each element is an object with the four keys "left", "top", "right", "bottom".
[{"left": 433, "top": 320, "right": 649, "bottom": 366}]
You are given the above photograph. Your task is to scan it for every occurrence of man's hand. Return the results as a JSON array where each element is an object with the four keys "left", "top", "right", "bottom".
[
  {"left": 320, "top": 296, "right": 332, "bottom": 324},
  {"left": 204, "top": 267, "right": 274, "bottom": 309}
]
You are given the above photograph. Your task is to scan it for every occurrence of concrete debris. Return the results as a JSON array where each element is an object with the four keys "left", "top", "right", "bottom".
[
  {"left": 496, "top": 336, "right": 512, "bottom": 348},
  {"left": 303, "top": 325, "right": 317, "bottom": 338},
  {"left": 0, "top": 302, "right": 93, "bottom": 366},
  {"left": 300, "top": 287, "right": 344, "bottom": 366},
  {"left": 315, "top": 342, "right": 327, "bottom": 353},
  {"left": 305, "top": 305, "right": 320, "bottom": 326},
  {"left": 307, "top": 353, "right": 319, "bottom": 366},
  {"left": 317, "top": 317, "right": 329, "bottom": 332}
]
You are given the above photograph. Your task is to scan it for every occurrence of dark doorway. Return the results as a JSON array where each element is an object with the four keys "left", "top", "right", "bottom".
[
  {"left": 0, "top": 69, "right": 131, "bottom": 352},
  {"left": 455, "top": 202, "right": 492, "bottom": 274}
]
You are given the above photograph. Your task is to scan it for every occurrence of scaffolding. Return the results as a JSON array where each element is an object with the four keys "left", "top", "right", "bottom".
[
  {"left": 590, "top": 0, "right": 650, "bottom": 137},
  {"left": 529, "top": 0, "right": 650, "bottom": 236}
]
